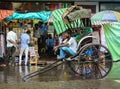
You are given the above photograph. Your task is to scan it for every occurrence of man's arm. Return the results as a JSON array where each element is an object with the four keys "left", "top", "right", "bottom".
[
  {"left": 54, "top": 42, "right": 69, "bottom": 52},
  {"left": 8, "top": 39, "right": 18, "bottom": 47},
  {"left": 56, "top": 42, "right": 69, "bottom": 48}
]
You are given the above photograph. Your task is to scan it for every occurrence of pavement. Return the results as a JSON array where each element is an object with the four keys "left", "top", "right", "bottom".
[{"left": 0, "top": 61, "right": 120, "bottom": 89}]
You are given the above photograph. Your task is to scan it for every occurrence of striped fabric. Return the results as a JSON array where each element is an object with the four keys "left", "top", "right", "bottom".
[{"left": 52, "top": 8, "right": 81, "bottom": 34}]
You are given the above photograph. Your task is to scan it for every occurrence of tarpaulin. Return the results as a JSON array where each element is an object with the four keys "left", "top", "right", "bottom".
[
  {"left": 6, "top": 11, "right": 52, "bottom": 22},
  {"left": 103, "top": 22, "right": 120, "bottom": 61},
  {"left": 0, "top": 10, "right": 14, "bottom": 20}
]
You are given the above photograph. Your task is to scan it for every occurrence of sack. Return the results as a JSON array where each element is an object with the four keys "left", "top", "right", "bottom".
[
  {"left": 62, "top": 5, "right": 82, "bottom": 24},
  {"left": 67, "top": 9, "right": 91, "bottom": 22},
  {"left": 62, "top": 5, "right": 91, "bottom": 24}
]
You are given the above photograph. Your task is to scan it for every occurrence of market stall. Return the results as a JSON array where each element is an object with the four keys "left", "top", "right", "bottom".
[
  {"left": 5, "top": 11, "right": 52, "bottom": 50},
  {"left": 0, "top": 10, "right": 52, "bottom": 65}
]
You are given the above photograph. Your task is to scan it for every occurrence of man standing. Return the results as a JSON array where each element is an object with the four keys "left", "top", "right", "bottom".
[
  {"left": 33, "top": 23, "right": 42, "bottom": 58},
  {"left": 19, "top": 30, "right": 31, "bottom": 66},
  {"left": 6, "top": 27, "right": 18, "bottom": 66},
  {"left": 54, "top": 30, "right": 78, "bottom": 60},
  {"left": 46, "top": 34, "right": 54, "bottom": 56}
]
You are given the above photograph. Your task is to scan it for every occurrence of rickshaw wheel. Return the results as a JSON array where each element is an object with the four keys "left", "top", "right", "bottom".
[{"left": 68, "top": 43, "right": 113, "bottom": 79}]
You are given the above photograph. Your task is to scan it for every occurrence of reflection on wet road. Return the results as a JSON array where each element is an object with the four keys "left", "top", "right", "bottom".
[
  {"left": 0, "top": 63, "right": 78, "bottom": 83},
  {"left": 0, "top": 62, "right": 120, "bottom": 89}
]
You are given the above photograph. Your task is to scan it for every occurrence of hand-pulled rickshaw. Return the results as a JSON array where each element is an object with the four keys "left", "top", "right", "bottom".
[{"left": 22, "top": 6, "right": 112, "bottom": 81}]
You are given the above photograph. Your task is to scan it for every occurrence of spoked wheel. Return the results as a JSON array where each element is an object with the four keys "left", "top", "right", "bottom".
[{"left": 68, "top": 43, "right": 113, "bottom": 79}]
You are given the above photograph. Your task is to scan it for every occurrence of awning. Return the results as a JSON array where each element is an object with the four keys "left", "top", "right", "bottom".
[
  {"left": 0, "top": 10, "right": 14, "bottom": 20},
  {"left": 6, "top": 11, "right": 52, "bottom": 23}
]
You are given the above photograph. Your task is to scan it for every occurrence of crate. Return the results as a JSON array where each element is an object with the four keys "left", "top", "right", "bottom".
[{"left": 29, "top": 47, "right": 38, "bottom": 66}]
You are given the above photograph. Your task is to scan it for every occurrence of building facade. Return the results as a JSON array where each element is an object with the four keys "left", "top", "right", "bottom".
[
  {"left": 0, "top": 0, "right": 120, "bottom": 13},
  {"left": 74, "top": 0, "right": 120, "bottom": 14}
]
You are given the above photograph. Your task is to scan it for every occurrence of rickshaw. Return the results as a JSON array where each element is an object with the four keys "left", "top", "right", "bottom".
[{"left": 22, "top": 6, "right": 112, "bottom": 81}]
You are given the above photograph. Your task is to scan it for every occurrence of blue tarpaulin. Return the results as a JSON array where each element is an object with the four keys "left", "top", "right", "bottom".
[{"left": 5, "top": 11, "right": 52, "bottom": 22}]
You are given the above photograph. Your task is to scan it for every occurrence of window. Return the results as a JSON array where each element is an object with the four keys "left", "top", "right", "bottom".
[
  {"left": 80, "top": 5, "right": 96, "bottom": 13},
  {"left": 100, "top": 3, "right": 120, "bottom": 12}
]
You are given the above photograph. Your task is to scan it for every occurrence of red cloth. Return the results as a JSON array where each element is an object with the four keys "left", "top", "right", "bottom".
[
  {"left": 50, "top": 4, "right": 56, "bottom": 10},
  {"left": 0, "top": 10, "right": 14, "bottom": 20}
]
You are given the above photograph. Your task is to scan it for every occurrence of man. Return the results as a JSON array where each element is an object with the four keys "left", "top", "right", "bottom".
[
  {"left": 54, "top": 30, "right": 78, "bottom": 60},
  {"left": 19, "top": 30, "right": 31, "bottom": 66},
  {"left": 6, "top": 27, "right": 18, "bottom": 66},
  {"left": 33, "top": 23, "right": 42, "bottom": 58},
  {"left": 46, "top": 34, "right": 54, "bottom": 56}
]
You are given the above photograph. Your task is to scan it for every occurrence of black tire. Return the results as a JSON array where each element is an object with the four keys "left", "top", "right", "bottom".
[{"left": 68, "top": 43, "right": 113, "bottom": 79}]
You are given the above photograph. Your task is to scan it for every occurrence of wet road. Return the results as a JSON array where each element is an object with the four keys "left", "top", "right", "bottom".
[{"left": 0, "top": 62, "right": 120, "bottom": 89}]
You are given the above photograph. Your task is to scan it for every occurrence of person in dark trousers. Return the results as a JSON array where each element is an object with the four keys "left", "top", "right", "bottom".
[
  {"left": 5, "top": 27, "right": 18, "bottom": 66},
  {"left": 46, "top": 34, "right": 54, "bottom": 56},
  {"left": 33, "top": 23, "right": 42, "bottom": 58}
]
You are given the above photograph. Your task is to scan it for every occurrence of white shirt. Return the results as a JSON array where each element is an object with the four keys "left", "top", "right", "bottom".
[
  {"left": 67, "top": 37, "right": 78, "bottom": 53},
  {"left": 7, "top": 31, "right": 17, "bottom": 47},
  {"left": 58, "top": 36, "right": 63, "bottom": 45}
]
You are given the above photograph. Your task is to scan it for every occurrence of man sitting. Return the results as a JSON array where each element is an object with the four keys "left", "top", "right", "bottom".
[{"left": 54, "top": 30, "right": 78, "bottom": 60}]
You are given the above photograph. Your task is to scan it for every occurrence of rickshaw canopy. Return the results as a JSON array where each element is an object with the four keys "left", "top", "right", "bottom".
[{"left": 52, "top": 8, "right": 81, "bottom": 35}]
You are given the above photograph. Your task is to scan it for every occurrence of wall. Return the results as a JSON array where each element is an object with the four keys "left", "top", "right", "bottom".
[{"left": 74, "top": 2, "right": 99, "bottom": 14}]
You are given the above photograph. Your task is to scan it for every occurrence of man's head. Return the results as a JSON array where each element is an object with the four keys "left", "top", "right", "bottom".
[
  {"left": 34, "top": 24, "right": 39, "bottom": 28},
  {"left": 8, "top": 27, "right": 13, "bottom": 31},
  {"left": 48, "top": 34, "right": 52, "bottom": 39},
  {"left": 38, "top": 21, "right": 43, "bottom": 26},
  {"left": 26, "top": 30, "right": 31, "bottom": 35},
  {"left": 64, "top": 30, "right": 71, "bottom": 38}
]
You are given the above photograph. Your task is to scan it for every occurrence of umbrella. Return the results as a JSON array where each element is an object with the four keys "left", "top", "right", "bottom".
[
  {"left": 91, "top": 10, "right": 120, "bottom": 25},
  {"left": 0, "top": 10, "right": 14, "bottom": 20}
]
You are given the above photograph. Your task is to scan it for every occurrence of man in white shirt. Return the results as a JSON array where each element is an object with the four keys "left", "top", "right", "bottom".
[
  {"left": 5, "top": 27, "right": 18, "bottom": 66},
  {"left": 54, "top": 30, "right": 78, "bottom": 59}
]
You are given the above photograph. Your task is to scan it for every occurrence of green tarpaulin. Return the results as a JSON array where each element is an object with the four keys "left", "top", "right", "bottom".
[
  {"left": 6, "top": 11, "right": 52, "bottom": 22},
  {"left": 103, "top": 22, "right": 120, "bottom": 61},
  {"left": 52, "top": 8, "right": 81, "bottom": 34}
]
